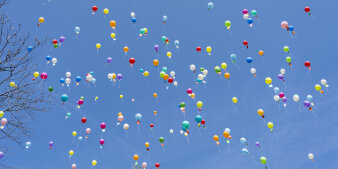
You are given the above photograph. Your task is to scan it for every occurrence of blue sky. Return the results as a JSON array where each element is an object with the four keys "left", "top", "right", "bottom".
[{"left": 2, "top": 0, "right": 338, "bottom": 168}]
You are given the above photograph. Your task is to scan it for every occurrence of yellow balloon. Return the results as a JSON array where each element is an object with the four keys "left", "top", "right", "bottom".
[
  {"left": 221, "top": 62, "right": 227, "bottom": 70},
  {"left": 0, "top": 111, "right": 3, "bottom": 118},
  {"left": 206, "top": 46, "right": 212, "bottom": 53},
  {"left": 153, "top": 93, "right": 157, "bottom": 98},
  {"left": 92, "top": 160, "right": 97, "bottom": 166},
  {"left": 96, "top": 43, "right": 101, "bottom": 49},
  {"left": 111, "top": 33, "right": 116, "bottom": 39},
  {"left": 120, "top": 95, "right": 123, "bottom": 99},
  {"left": 112, "top": 73, "right": 116, "bottom": 79},
  {"left": 9, "top": 82, "right": 15, "bottom": 87},
  {"left": 265, "top": 77, "right": 272, "bottom": 85},
  {"left": 144, "top": 71, "right": 149, "bottom": 77},
  {"left": 144, "top": 28, "right": 148, "bottom": 34},
  {"left": 145, "top": 142, "right": 149, "bottom": 148},
  {"left": 167, "top": 51, "right": 172, "bottom": 58},
  {"left": 118, "top": 112, "right": 122, "bottom": 116},
  {"left": 33, "top": 72, "right": 39, "bottom": 78},
  {"left": 257, "top": 109, "right": 264, "bottom": 116},
  {"left": 72, "top": 131, "right": 77, "bottom": 136},
  {"left": 103, "top": 8, "right": 109, "bottom": 15},
  {"left": 267, "top": 122, "right": 274, "bottom": 129},
  {"left": 258, "top": 50, "right": 264, "bottom": 56},
  {"left": 315, "top": 84, "right": 321, "bottom": 91},
  {"left": 196, "top": 101, "right": 203, "bottom": 108},
  {"left": 38, "top": 17, "right": 45, "bottom": 23},
  {"left": 232, "top": 97, "right": 238, "bottom": 103},
  {"left": 69, "top": 150, "right": 74, "bottom": 156},
  {"left": 190, "top": 93, "right": 195, "bottom": 98},
  {"left": 123, "top": 46, "right": 129, "bottom": 53},
  {"left": 213, "top": 135, "right": 219, "bottom": 141},
  {"left": 133, "top": 154, "right": 139, "bottom": 161}
]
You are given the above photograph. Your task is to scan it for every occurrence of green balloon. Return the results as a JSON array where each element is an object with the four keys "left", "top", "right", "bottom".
[
  {"left": 251, "top": 10, "right": 257, "bottom": 16},
  {"left": 48, "top": 86, "right": 53, "bottom": 92},
  {"left": 283, "top": 46, "right": 289, "bottom": 53},
  {"left": 66, "top": 112, "right": 71, "bottom": 117},
  {"left": 286, "top": 56, "right": 291, "bottom": 63},
  {"left": 179, "top": 102, "right": 186, "bottom": 108},
  {"left": 159, "top": 137, "right": 164, "bottom": 143},
  {"left": 199, "top": 67, "right": 204, "bottom": 72},
  {"left": 53, "top": 44, "right": 58, "bottom": 48},
  {"left": 140, "top": 29, "right": 145, "bottom": 34},
  {"left": 80, "top": 96, "right": 85, "bottom": 100},
  {"left": 160, "top": 71, "right": 165, "bottom": 78},
  {"left": 161, "top": 36, "right": 167, "bottom": 42},
  {"left": 225, "top": 20, "right": 231, "bottom": 27},
  {"left": 260, "top": 156, "right": 267, "bottom": 165},
  {"left": 162, "top": 67, "right": 167, "bottom": 73},
  {"left": 182, "top": 120, "right": 190, "bottom": 131},
  {"left": 214, "top": 66, "right": 221, "bottom": 73}
]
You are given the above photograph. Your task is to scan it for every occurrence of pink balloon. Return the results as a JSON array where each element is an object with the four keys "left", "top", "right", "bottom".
[
  {"left": 86, "top": 128, "right": 91, "bottom": 134},
  {"left": 118, "top": 115, "right": 124, "bottom": 122},
  {"left": 77, "top": 99, "right": 84, "bottom": 105},
  {"left": 72, "top": 164, "right": 77, "bottom": 169},
  {"left": 186, "top": 88, "right": 193, "bottom": 94},
  {"left": 243, "top": 9, "right": 248, "bottom": 14},
  {"left": 281, "top": 21, "right": 289, "bottom": 29},
  {"left": 100, "top": 122, "right": 106, "bottom": 129},
  {"left": 1, "top": 118, "right": 7, "bottom": 125},
  {"left": 99, "top": 139, "right": 105, "bottom": 145},
  {"left": 142, "top": 162, "right": 147, "bottom": 168},
  {"left": 40, "top": 72, "right": 48, "bottom": 79}
]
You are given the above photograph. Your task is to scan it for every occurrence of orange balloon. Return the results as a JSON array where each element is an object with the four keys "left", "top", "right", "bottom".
[
  {"left": 163, "top": 74, "right": 169, "bottom": 80},
  {"left": 213, "top": 135, "right": 219, "bottom": 141},
  {"left": 223, "top": 131, "right": 229, "bottom": 138},
  {"left": 224, "top": 72, "right": 230, "bottom": 79},
  {"left": 110, "top": 20, "right": 116, "bottom": 29},
  {"left": 153, "top": 93, "right": 157, "bottom": 98},
  {"left": 153, "top": 59, "right": 159, "bottom": 66},
  {"left": 123, "top": 46, "right": 129, "bottom": 52},
  {"left": 258, "top": 50, "right": 264, "bottom": 56},
  {"left": 257, "top": 109, "right": 264, "bottom": 116},
  {"left": 133, "top": 154, "right": 139, "bottom": 161}
]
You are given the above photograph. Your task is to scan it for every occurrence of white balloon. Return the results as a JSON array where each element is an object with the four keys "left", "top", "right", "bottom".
[
  {"left": 308, "top": 153, "right": 314, "bottom": 160},
  {"left": 86, "top": 75, "right": 93, "bottom": 81},
  {"left": 250, "top": 68, "right": 256, "bottom": 74},
  {"left": 173, "top": 81, "right": 178, "bottom": 86},
  {"left": 65, "top": 78, "right": 71, "bottom": 85},
  {"left": 107, "top": 73, "right": 113, "bottom": 79},
  {"left": 170, "top": 71, "right": 175, "bottom": 77},
  {"left": 190, "top": 64, "right": 196, "bottom": 71},
  {"left": 179, "top": 130, "right": 183, "bottom": 134},
  {"left": 123, "top": 123, "right": 129, "bottom": 130},
  {"left": 280, "top": 68, "right": 286, "bottom": 75},
  {"left": 203, "top": 70, "right": 208, "bottom": 76},
  {"left": 293, "top": 94, "right": 299, "bottom": 102},
  {"left": 225, "top": 128, "right": 231, "bottom": 133},
  {"left": 274, "top": 95, "right": 280, "bottom": 102},
  {"left": 66, "top": 72, "right": 71, "bottom": 78},
  {"left": 321, "top": 79, "right": 327, "bottom": 86},
  {"left": 52, "top": 58, "right": 57, "bottom": 65},
  {"left": 243, "top": 14, "right": 249, "bottom": 19},
  {"left": 198, "top": 74, "right": 204, "bottom": 80},
  {"left": 131, "top": 12, "right": 135, "bottom": 17},
  {"left": 169, "top": 129, "right": 174, "bottom": 134}
]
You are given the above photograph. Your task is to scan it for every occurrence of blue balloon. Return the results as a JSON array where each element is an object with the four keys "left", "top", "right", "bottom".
[
  {"left": 288, "top": 26, "right": 294, "bottom": 31},
  {"left": 135, "top": 113, "right": 142, "bottom": 121},
  {"left": 46, "top": 55, "right": 51, "bottom": 61},
  {"left": 246, "top": 57, "right": 253, "bottom": 63},
  {"left": 240, "top": 137, "right": 247, "bottom": 144},
  {"left": 273, "top": 87, "right": 280, "bottom": 94},
  {"left": 27, "top": 46, "right": 33, "bottom": 52},
  {"left": 59, "top": 78, "right": 65, "bottom": 84},
  {"left": 307, "top": 95, "right": 313, "bottom": 102},
  {"left": 61, "top": 94, "right": 68, "bottom": 102},
  {"left": 230, "top": 54, "right": 237, "bottom": 63},
  {"left": 91, "top": 78, "right": 96, "bottom": 83},
  {"left": 247, "top": 18, "right": 254, "bottom": 24},
  {"left": 76, "top": 76, "right": 82, "bottom": 82},
  {"left": 195, "top": 115, "right": 202, "bottom": 123},
  {"left": 242, "top": 148, "right": 249, "bottom": 154},
  {"left": 131, "top": 17, "right": 137, "bottom": 23},
  {"left": 139, "top": 69, "right": 144, "bottom": 73},
  {"left": 197, "top": 79, "right": 202, "bottom": 83}
]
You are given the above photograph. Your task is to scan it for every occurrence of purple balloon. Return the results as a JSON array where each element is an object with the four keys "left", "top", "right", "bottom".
[
  {"left": 49, "top": 141, "right": 54, "bottom": 146},
  {"left": 282, "top": 97, "right": 287, "bottom": 102},
  {"left": 0, "top": 152, "right": 3, "bottom": 159},
  {"left": 117, "top": 74, "right": 123, "bottom": 80},
  {"left": 303, "top": 101, "right": 310, "bottom": 107},
  {"left": 59, "top": 36, "right": 66, "bottom": 43},
  {"left": 154, "top": 45, "right": 159, "bottom": 52},
  {"left": 106, "top": 57, "right": 112, "bottom": 63},
  {"left": 277, "top": 74, "right": 284, "bottom": 80},
  {"left": 255, "top": 142, "right": 260, "bottom": 146},
  {"left": 279, "top": 92, "right": 284, "bottom": 98}
]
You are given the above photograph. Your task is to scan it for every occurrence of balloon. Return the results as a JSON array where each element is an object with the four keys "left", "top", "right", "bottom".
[
  {"left": 258, "top": 50, "right": 264, "bottom": 56},
  {"left": 315, "top": 84, "right": 321, "bottom": 91},
  {"left": 196, "top": 101, "right": 203, "bottom": 108},
  {"left": 232, "top": 97, "right": 238, "bottom": 103},
  {"left": 243, "top": 14, "right": 249, "bottom": 19},
  {"left": 169, "top": 129, "right": 174, "bottom": 134},
  {"left": 144, "top": 71, "right": 149, "bottom": 77},
  {"left": 267, "top": 122, "right": 274, "bottom": 129},
  {"left": 103, "top": 8, "right": 109, "bottom": 15},
  {"left": 72, "top": 164, "right": 77, "bottom": 169},
  {"left": 100, "top": 139, "right": 105, "bottom": 145},
  {"left": 273, "top": 87, "right": 280, "bottom": 94},
  {"left": 195, "top": 115, "right": 202, "bottom": 123},
  {"left": 179, "top": 102, "right": 186, "bottom": 108},
  {"left": 96, "top": 43, "right": 101, "bottom": 49},
  {"left": 274, "top": 95, "right": 279, "bottom": 102},
  {"left": 223, "top": 131, "right": 229, "bottom": 138},
  {"left": 308, "top": 153, "right": 314, "bottom": 160},
  {"left": 230, "top": 54, "right": 237, "bottom": 63},
  {"left": 182, "top": 120, "right": 190, "bottom": 131},
  {"left": 154, "top": 45, "right": 159, "bottom": 52},
  {"left": 293, "top": 94, "right": 300, "bottom": 102},
  {"left": 304, "top": 61, "right": 311, "bottom": 68},
  {"left": 38, "top": 17, "right": 45, "bottom": 23},
  {"left": 187, "top": 88, "right": 193, "bottom": 94},
  {"left": 243, "top": 40, "right": 248, "bottom": 47},
  {"left": 307, "top": 95, "right": 312, "bottom": 101},
  {"left": 123, "top": 46, "right": 129, "bottom": 53},
  {"left": 303, "top": 100, "right": 311, "bottom": 107},
  {"left": 117, "top": 74, "right": 123, "bottom": 80},
  {"left": 225, "top": 20, "right": 231, "bottom": 29},
  {"left": 265, "top": 77, "right": 272, "bottom": 85},
  {"left": 162, "top": 16, "right": 167, "bottom": 23},
  {"left": 242, "top": 148, "right": 249, "bottom": 154},
  {"left": 190, "top": 64, "right": 196, "bottom": 71},
  {"left": 196, "top": 46, "right": 201, "bottom": 52},
  {"left": 100, "top": 122, "right": 106, "bottom": 129},
  {"left": 9, "top": 82, "right": 15, "bottom": 87},
  {"left": 213, "top": 135, "right": 219, "bottom": 141},
  {"left": 280, "top": 69, "right": 286, "bottom": 75},
  {"left": 81, "top": 117, "right": 87, "bottom": 123},
  {"left": 257, "top": 109, "right": 264, "bottom": 116},
  {"left": 155, "top": 163, "right": 160, "bottom": 168},
  {"left": 131, "top": 12, "right": 136, "bottom": 17},
  {"left": 251, "top": 10, "right": 257, "bottom": 16},
  {"left": 0, "top": 111, "right": 3, "bottom": 117},
  {"left": 321, "top": 79, "right": 327, "bottom": 86},
  {"left": 281, "top": 21, "right": 289, "bottom": 29},
  {"left": 61, "top": 94, "right": 68, "bottom": 102},
  {"left": 174, "top": 40, "right": 179, "bottom": 48},
  {"left": 59, "top": 36, "right": 65, "bottom": 43},
  {"left": 145, "top": 142, "right": 150, "bottom": 148},
  {"left": 283, "top": 46, "right": 289, "bottom": 53},
  {"left": 246, "top": 57, "right": 253, "bottom": 63},
  {"left": 135, "top": 113, "right": 142, "bottom": 122},
  {"left": 92, "top": 160, "right": 97, "bottom": 166},
  {"left": 52, "top": 58, "right": 57, "bottom": 65},
  {"left": 86, "top": 128, "right": 91, "bottom": 134},
  {"left": 25, "top": 141, "right": 31, "bottom": 149},
  {"left": 286, "top": 56, "right": 292, "bottom": 64},
  {"left": 27, "top": 46, "right": 33, "bottom": 52},
  {"left": 159, "top": 137, "right": 164, "bottom": 143},
  {"left": 247, "top": 18, "right": 254, "bottom": 25},
  {"left": 123, "top": 123, "right": 129, "bottom": 130},
  {"left": 72, "top": 131, "right": 77, "bottom": 136},
  {"left": 153, "top": 59, "right": 159, "bottom": 67},
  {"left": 243, "top": 9, "right": 248, "bottom": 14},
  {"left": 109, "top": 20, "right": 116, "bottom": 29},
  {"left": 279, "top": 92, "right": 284, "bottom": 98},
  {"left": 240, "top": 137, "right": 247, "bottom": 144},
  {"left": 92, "top": 6, "right": 98, "bottom": 12},
  {"left": 69, "top": 150, "right": 74, "bottom": 156},
  {"left": 224, "top": 72, "right": 230, "bottom": 79},
  {"left": 206, "top": 46, "right": 212, "bottom": 55},
  {"left": 260, "top": 156, "right": 267, "bottom": 165},
  {"left": 142, "top": 162, "right": 147, "bottom": 168},
  {"left": 129, "top": 58, "right": 135, "bottom": 66},
  {"left": 208, "top": 2, "right": 214, "bottom": 10},
  {"left": 40, "top": 72, "right": 48, "bottom": 79},
  {"left": 305, "top": 7, "right": 311, "bottom": 13},
  {"left": 170, "top": 71, "right": 175, "bottom": 77},
  {"left": 167, "top": 52, "right": 172, "bottom": 58},
  {"left": 74, "top": 27, "right": 80, "bottom": 34}
]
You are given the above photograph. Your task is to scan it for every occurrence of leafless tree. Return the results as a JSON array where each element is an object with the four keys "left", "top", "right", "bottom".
[{"left": 0, "top": 0, "right": 48, "bottom": 148}]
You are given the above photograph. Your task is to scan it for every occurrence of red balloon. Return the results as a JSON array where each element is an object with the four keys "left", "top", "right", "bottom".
[
  {"left": 150, "top": 123, "right": 154, "bottom": 128},
  {"left": 81, "top": 117, "right": 87, "bottom": 124},
  {"left": 168, "top": 77, "right": 173, "bottom": 83},
  {"left": 52, "top": 39, "right": 58, "bottom": 44},
  {"left": 243, "top": 40, "right": 248, "bottom": 46},
  {"left": 92, "top": 6, "right": 98, "bottom": 12},
  {"left": 304, "top": 6, "right": 310, "bottom": 13},
  {"left": 196, "top": 46, "right": 201, "bottom": 52},
  {"left": 201, "top": 119, "right": 205, "bottom": 125},
  {"left": 304, "top": 61, "right": 311, "bottom": 67},
  {"left": 129, "top": 58, "right": 135, "bottom": 65},
  {"left": 155, "top": 163, "right": 160, "bottom": 168}
]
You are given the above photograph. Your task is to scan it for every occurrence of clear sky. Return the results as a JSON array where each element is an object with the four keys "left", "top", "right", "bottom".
[{"left": 2, "top": 0, "right": 338, "bottom": 169}]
